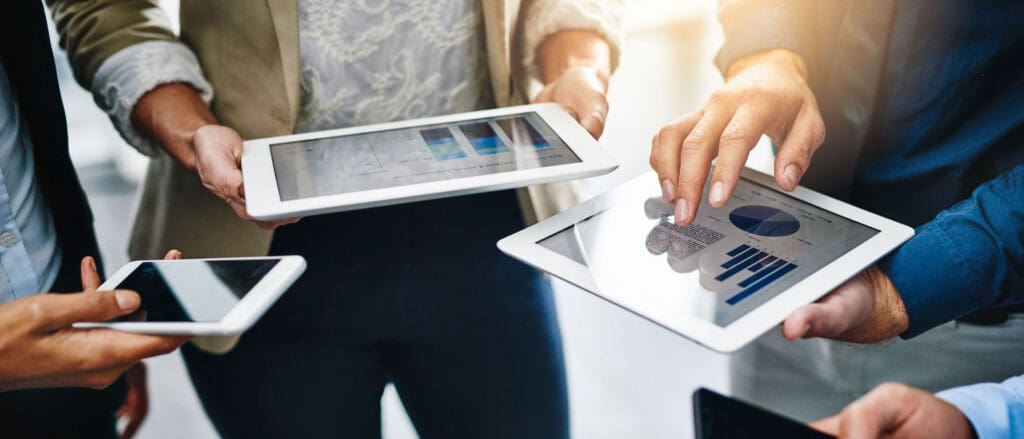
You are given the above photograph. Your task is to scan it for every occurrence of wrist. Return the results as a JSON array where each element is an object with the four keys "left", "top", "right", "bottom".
[
  {"left": 726, "top": 48, "right": 809, "bottom": 82},
  {"left": 131, "top": 83, "right": 219, "bottom": 172},
  {"left": 865, "top": 265, "right": 910, "bottom": 338},
  {"left": 537, "top": 30, "right": 611, "bottom": 86}
]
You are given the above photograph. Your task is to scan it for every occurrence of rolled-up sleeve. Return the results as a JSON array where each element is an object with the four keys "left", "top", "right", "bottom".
[
  {"left": 91, "top": 41, "right": 213, "bottom": 156},
  {"left": 884, "top": 165, "right": 1024, "bottom": 337},
  {"left": 520, "top": 0, "right": 625, "bottom": 79},
  {"left": 937, "top": 375, "right": 1024, "bottom": 439}
]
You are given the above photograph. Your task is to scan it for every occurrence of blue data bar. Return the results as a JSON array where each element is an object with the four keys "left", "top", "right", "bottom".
[
  {"left": 716, "top": 251, "right": 768, "bottom": 282},
  {"left": 748, "top": 255, "right": 778, "bottom": 272},
  {"left": 739, "top": 259, "right": 786, "bottom": 287},
  {"left": 726, "top": 263, "right": 799, "bottom": 305},
  {"left": 726, "top": 244, "right": 750, "bottom": 257},
  {"left": 722, "top": 247, "right": 760, "bottom": 269}
]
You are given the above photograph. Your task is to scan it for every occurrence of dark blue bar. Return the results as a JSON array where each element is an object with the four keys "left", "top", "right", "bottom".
[
  {"left": 726, "top": 263, "right": 799, "bottom": 305},
  {"left": 748, "top": 255, "right": 778, "bottom": 272},
  {"left": 739, "top": 259, "right": 787, "bottom": 287},
  {"left": 727, "top": 244, "right": 750, "bottom": 257},
  {"left": 722, "top": 247, "right": 760, "bottom": 269},
  {"left": 716, "top": 251, "right": 768, "bottom": 282}
]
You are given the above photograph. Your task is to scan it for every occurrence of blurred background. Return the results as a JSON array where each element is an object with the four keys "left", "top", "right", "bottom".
[{"left": 49, "top": 1, "right": 771, "bottom": 437}]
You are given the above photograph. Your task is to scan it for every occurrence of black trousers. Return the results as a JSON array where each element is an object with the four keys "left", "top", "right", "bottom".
[
  {"left": 183, "top": 190, "right": 569, "bottom": 438},
  {"left": 0, "top": 257, "right": 126, "bottom": 439}
]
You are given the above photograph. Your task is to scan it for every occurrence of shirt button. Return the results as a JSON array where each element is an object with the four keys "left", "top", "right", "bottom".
[{"left": 0, "top": 232, "right": 18, "bottom": 248}]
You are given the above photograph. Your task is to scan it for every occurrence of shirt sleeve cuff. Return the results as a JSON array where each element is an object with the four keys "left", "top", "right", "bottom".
[
  {"left": 883, "top": 220, "right": 982, "bottom": 338},
  {"left": 937, "top": 378, "right": 1024, "bottom": 439},
  {"left": 91, "top": 41, "right": 214, "bottom": 157},
  {"left": 520, "top": 0, "right": 625, "bottom": 85}
]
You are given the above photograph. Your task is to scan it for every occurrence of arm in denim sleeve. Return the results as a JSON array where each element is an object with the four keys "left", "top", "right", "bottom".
[
  {"left": 937, "top": 375, "right": 1024, "bottom": 439},
  {"left": 882, "top": 165, "right": 1024, "bottom": 337}
]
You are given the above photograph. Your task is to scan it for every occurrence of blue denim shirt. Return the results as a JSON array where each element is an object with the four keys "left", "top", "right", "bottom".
[
  {"left": 0, "top": 64, "right": 61, "bottom": 302},
  {"left": 850, "top": 1, "right": 1024, "bottom": 336}
]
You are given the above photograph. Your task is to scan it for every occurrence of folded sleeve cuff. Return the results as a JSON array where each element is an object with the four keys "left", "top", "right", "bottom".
[
  {"left": 884, "top": 221, "right": 981, "bottom": 338},
  {"left": 521, "top": 0, "right": 625, "bottom": 82},
  {"left": 91, "top": 41, "right": 213, "bottom": 157},
  {"left": 938, "top": 377, "right": 1024, "bottom": 439},
  {"left": 714, "top": 1, "right": 815, "bottom": 76}
]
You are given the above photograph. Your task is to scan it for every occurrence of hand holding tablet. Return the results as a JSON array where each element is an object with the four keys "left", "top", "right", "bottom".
[
  {"left": 241, "top": 104, "right": 617, "bottom": 220},
  {"left": 498, "top": 168, "right": 912, "bottom": 352},
  {"left": 74, "top": 256, "right": 306, "bottom": 335}
]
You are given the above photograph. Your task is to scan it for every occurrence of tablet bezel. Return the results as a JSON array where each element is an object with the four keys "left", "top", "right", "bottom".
[
  {"left": 73, "top": 256, "right": 307, "bottom": 335},
  {"left": 242, "top": 103, "right": 618, "bottom": 220},
  {"left": 497, "top": 169, "right": 914, "bottom": 352}
]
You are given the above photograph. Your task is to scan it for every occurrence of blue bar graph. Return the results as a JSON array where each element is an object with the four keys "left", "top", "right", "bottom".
[
  {"left": 716, "top": 251, "right": 767, "bottom": 282},
  {"left": 722, "top": 247, "right": 759, "bottom": 269},
  {"left": 739, "top": 259, "right": 786, "bottom": 287},
  {"left": 726, "top": 244, "right": 750, "bottom": 257},
  {"left": 748, "top": 255, "right": 778, "bottom": 272},
  {"left": 726, "top": 263, "right": 799, "bottom": 305}
]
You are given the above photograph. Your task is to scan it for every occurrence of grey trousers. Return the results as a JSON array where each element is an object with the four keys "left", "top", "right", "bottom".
[{"left": 729, "top": 314, "right": 1024, "bottom": 422}]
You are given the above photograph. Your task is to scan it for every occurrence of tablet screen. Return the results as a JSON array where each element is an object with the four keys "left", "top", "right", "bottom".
[
  {"left": 539, "top": 177, "right": 878, "bottom": 327},
  {"left": 269, "top": 112, "right": 581, "bottom": 201},
  {"left": 112, "top": 259, "right": 279, "bottom": 322}
]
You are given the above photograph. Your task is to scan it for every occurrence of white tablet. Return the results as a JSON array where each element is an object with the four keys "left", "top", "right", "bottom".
[
  {"left": 242, "top": 103, "right": 618, "bottom": 220},
  {"left": 498, "top": 168, "right": 914, "bottom": 352},
  {"left": 74, "top": 256, "right": 306, "bottom": 335}
]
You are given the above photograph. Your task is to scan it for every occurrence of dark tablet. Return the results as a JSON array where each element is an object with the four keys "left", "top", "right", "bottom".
[{"left": 693, "top": 388, "right": 834, "bottom": 439}]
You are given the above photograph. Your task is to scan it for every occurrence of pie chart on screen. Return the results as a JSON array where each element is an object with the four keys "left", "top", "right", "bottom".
[{"left": 729, "top": 205, "right": 800, "bottom": 237}]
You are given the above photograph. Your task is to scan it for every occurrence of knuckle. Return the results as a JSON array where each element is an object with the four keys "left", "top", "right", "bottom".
[
  {"left": 24, "top": 301, "right": 48, "bottom": 327},
  {"left": 707, "top": 90, "right": 732, "bottom": 107},
  {"left": 719, "top": 127, "right": 750, "bottom": 147}
]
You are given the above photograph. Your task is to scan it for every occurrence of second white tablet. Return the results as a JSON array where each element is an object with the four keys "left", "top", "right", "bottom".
[
  {"left": 242, "top": 103, "right": 617, "bottom": 220},
  {"left": 498, "top": 169, "right": 914, "bottom": 352}
]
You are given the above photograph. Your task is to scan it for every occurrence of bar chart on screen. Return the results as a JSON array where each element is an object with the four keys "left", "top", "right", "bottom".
[{"left": 715, "top": 244, "right": 799, "bottom": 305}]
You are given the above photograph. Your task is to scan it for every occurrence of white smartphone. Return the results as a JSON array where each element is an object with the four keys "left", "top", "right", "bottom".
[{"left": 73, "top": 256, "right": 306, "bottom": 335}]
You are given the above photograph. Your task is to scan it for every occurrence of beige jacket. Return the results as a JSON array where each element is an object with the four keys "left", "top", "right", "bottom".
[{"left": 50, "top": 0, "right": 623, "bottom": 260}]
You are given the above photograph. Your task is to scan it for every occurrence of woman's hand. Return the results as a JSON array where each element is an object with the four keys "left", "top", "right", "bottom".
[
  {"left": 532, "top": 30, "right": 613, "bottom": 140},
  {"left": 0, "top": 255, "right": 190, "bottom": 392}
]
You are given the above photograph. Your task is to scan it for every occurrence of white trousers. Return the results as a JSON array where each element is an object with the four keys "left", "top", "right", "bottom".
[{"left": 729, "top": 314, "right": 1024, "bottom": 422}]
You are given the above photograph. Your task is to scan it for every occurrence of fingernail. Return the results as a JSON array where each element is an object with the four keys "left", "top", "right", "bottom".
[
  {"left": 590, "top": 111, "right": 605, "bottom": 123},
  {"left": 710, "top": 181, "right": 724, "bottom": 205},
  {"left": 661, "top": 179, "right": 675, "bottom": 203},
  {"left": 114, "top": 291, "right": 140, "bottom": 311},
  {"left": 784, "top": 164, "right": 801, "bottom": 189},
  {"left": 87, "top": 257, "right": 96, "bottom": 271},
  {"left": 674, "top": 199, "right": 689, "bottom": 225},
  {"left": 801, "top": 323, "right": 811, "bottom": 338}
]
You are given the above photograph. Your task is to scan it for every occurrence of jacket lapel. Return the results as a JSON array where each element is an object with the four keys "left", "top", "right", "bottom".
[{"left": 267, "top": 0, "right": 301, "bottom": 122}]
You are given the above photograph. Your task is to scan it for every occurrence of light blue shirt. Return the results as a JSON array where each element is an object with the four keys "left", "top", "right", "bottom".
[
  {"left": 938, "top": 375, "right": 1024, "bottom": 439},
  {"left": 0, "top": 64, "right": 61, "bottom": 303}
]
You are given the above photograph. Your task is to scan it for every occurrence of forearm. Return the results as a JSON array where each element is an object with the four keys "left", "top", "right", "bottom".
[
  {"left": 536, "top": 30, "right": 611, "bottom": 86},
  {"left": 887, "top": 165, "right": 1024, "bottom": 337},
  {"left": 130, "top": 83, "right": 218, "bottom": 171}
]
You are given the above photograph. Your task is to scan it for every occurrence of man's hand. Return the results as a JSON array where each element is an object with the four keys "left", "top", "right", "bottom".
[
  {"left": 132, "top": 83, "right": 299, "bottom": 231},
  {"left": 0, "top": 256, "right": 190, "bottom": 392},
  {"left": 532, "top": 30, "right": 612, "bottom": 139},
  {"left": 812, "top": 383, "right": 976, "bottom": 439},
  {"left": 650, "top": 49, "right": 825, "bottom": 225},
  {"left": 782, "top": 265, "right": 909, "bottom": 343}
]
